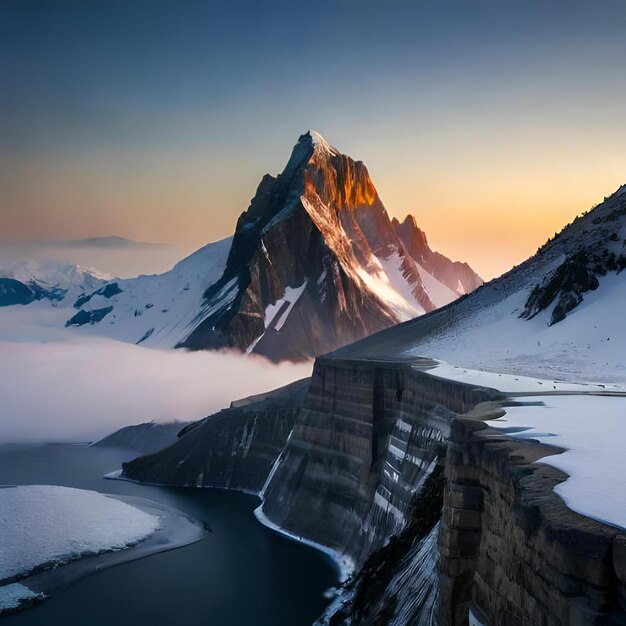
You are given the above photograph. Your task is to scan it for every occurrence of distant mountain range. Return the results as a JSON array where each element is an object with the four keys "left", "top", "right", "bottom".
[
  {"left": 0, "top": 261, "right": 108, "bottom": 307},
  {"left": 0, "top": 236, "right": 169, "bottom": 250},
  {"left": 48, "top": 236, "right": 171, "bottom": 250},
  {"left": 66, "top": 131, "right": 482, "bottom": 360},
  {"left": 0, "top": 237, "right": 186, "bottom": 279}
]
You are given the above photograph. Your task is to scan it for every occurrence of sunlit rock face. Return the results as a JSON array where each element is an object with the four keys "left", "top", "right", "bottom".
[
  {"left": 181, "top": 131, "right": 481, "bottom": 361},
  {"left": 67, "top": 131, "right": 481, "bottom": 360},
  {"left": 393, "top": 215, "right": 483, "bottom": 296}
]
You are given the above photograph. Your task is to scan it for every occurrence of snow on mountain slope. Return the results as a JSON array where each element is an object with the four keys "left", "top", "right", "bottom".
[
  {"left": 68, "top": 131, "right": 482, "bottom": 360},
  {"left": 68, "top": 237, "right": 232, "bottom": 348},
  {"left": 335, "top": 185, "right": 626, "bottom": 384},
  {"left": 0, "top": 261, "right": 108, "bottom": 307}
]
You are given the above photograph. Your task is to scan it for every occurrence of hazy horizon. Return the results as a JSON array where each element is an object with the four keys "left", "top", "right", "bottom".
[{"left": 4, "top": 1, "right": 626, "bottom": 279}]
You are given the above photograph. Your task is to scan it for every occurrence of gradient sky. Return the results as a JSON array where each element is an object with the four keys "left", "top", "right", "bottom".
[{"left": 2, "top": 0, "right": 626, "bottom": 279}]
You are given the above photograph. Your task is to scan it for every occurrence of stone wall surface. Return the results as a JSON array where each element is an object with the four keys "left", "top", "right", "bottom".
[
  {"left": 440, "top": 417, "right": 626, "bottom": 626},
  {"left": 260, "top": 357, "right": 502, "bottom": 566}
]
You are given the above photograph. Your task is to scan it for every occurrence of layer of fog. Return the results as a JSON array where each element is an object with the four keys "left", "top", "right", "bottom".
[
  {"left": 0, "top": 240, "right": 192, "bottom": 278},
  {"left": 0, "top": 303, "right": 312, "bottom": 443}
]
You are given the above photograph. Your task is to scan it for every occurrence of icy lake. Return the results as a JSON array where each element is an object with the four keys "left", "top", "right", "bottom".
[{"left": 0, "top": 443, "right": 338, "bottom": 626}]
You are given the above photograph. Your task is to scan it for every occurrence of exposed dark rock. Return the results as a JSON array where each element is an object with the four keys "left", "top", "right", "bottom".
[
  {"left": 259, "top": 358, "right": 502, "bottom": 569},
  {"left": 123, "top": 378, "right": 310, "bottom": 493},
  {"left": 73, "top": 282, "right": 123, "bottom": 308},
  {"left": 393, "top": 215, "right": 483, "bottom": 295},
  {"left": 439, "top": 418, "right": 626, "bottom": 625},
  {"left": 0, "top": 278, "right": 39, "bottom": 306},
  {"left": 520, "top": 250, "right": 601, "bottom": 325},
  {"left": 348, "top": 465, "right": 445, "bottom": 625},
  {"left": 92, "top": 422, "right": 188, "bottom": 455},
  {"left": 65, "top": 306, "right": 113, "bottom": 327}
]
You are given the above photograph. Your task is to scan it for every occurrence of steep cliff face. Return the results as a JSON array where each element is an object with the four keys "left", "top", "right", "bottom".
[
  {"left": 393, "top": 215, "right": 483, "bottom": 296},
  {"left": 259, "top": 358, "right": 502, "bottom": 566},
  {"left": 120, "top": 354, "right": 626, "bottom": 625},
  {"left": 440, "top": 418, "right": 626, "bottom": 626},
  {"left": 123, "top": 378, "right": 309, "bottom": 493}
]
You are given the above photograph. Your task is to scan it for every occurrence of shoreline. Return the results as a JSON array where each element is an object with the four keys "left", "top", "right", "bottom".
[
  {"left": 0, "top": 492, "right": 207, "bottom": 616},
  {"left": 253, "top": 504, "right": 355, "bottom": 583},
  {"left": 108, "top": 468, "right": 353, "bottom": 583}
]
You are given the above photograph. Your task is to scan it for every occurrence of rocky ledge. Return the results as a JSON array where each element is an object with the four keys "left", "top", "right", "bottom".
[{"left": 440, "top": 416, "right": 626, "bottom": 626}]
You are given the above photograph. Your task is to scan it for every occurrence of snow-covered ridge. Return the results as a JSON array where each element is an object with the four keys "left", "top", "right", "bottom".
[
  {"left": 0, "top": 260, "right": 109, "bottom": 306},
  {"left": 492, "top": 394, "right": 626, "bottom": 530},
  {"left": 67, "top": 237, "right": 232, "bottom": 348},
  {"left": 336, "top": 184, "right": 626, "bottom": 384},
  {"left": 308, "top": 130, "right": 340, "bottom": 157}
]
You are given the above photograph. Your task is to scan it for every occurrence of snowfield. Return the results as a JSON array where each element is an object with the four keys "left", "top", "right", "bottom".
[
  {"left": 405, "top": 269, "right": 626, "bottom": 384},
  {"left": 424, "top": 360, "right": 624, "bottom": 393},
  {"left": 491, "top": 395, "right": 626, "bottom": 530},
  {"left": 70, "top": 237, "right": 233, "bottom": 348},
  {"left": 0, "top": 485, "right": 160, "bottom": 584},
  {"left": 424, "top": 360, "right": 626, "bottom": 529}
]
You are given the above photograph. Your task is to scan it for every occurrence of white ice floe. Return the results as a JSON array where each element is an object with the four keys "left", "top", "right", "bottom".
[
  {"left": 0, "top": 485, "right": 160, "bottom": 583},
  {"left": 491, "top": 395, "right": 626, "bottom": 529},
  {"left": 0, "top": 583, "right": 43, "bottom": 612}
]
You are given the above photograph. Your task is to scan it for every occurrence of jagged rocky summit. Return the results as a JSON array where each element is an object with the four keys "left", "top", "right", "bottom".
[{"left": 67, "top": 131, "right": 481, "bottom": 361}]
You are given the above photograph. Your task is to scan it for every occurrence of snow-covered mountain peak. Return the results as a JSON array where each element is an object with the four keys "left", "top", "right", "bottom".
[
  {"left": 306, "top": 130, "right": 339, "bottom": 156},
  {"left": 67, "top": 134, "right": 482, "bottom": 361}
]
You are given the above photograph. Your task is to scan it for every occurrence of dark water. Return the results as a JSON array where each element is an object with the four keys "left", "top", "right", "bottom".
[{"left": 0, "top": 444, "right": 337, "bottom": 626}]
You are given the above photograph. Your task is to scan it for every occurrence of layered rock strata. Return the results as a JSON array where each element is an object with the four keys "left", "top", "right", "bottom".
[
  {"left": 123, "top": 379, "right": 309, "bottom": 493},
  {"left": 439, "top": 417, "right": 626, "bottom": 626},
  {"left": 259, "top": 358, "right": 502, "bottom": 567},
  {"left": 122, "top": 357, "right": 626, "bottom": 626}
]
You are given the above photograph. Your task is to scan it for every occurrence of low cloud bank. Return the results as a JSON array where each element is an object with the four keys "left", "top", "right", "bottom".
[
  {"left": 0, "top": 306, "right": 311, "bottom": 443},
  {"left": 0, "top": 241, "right": 190, "bottom": 278}
]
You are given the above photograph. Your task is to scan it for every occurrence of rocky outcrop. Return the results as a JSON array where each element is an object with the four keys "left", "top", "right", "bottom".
[
  {"left": 0, "top": 278, "right": 41, "bottom": 306},
  {"left": 520, "top": 247, "right": 626, "bottom": 325},
  {"left": 92, "top": 422, "right": 188, "bottom": 454},
  {"left": 440, "top": 417, "right": 626, "bottom": 626},
  {"left": 65, "top": 306, "right": 113, "bottom": 327},
  {"left": 123, "top": 378, "right": 309, "bottom": 493},
  {"left": 259, "top": 358, "right": 502, "bottom": 567},
  {"left": 393, "top": 216, "right": 483, "bottom": 296}
]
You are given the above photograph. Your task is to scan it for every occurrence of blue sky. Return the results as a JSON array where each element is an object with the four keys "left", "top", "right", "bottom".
[{"left": 3, "top": 0, "right": 626, "bottom": 277}]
